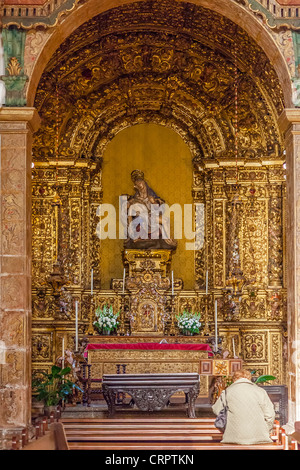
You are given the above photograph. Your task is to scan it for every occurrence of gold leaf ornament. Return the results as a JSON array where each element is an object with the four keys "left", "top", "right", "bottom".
[{"left": 6, "top": 57, "right": 22, "bottom": 76}]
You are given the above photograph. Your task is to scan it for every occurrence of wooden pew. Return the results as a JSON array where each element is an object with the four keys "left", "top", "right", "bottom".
[
  {"left": 290, "top": 421, "right": 300, "bottom": 450},
  {"left": 21, "top": 422, "right": 69, "bottom": 450},
  {"left": 62, "top": 417, "right": 289, "bottom": 450},
  {"left": 271, "top": 422, "right": 299, "bottom": 450},
  {"left": 63, "top": 415, "right": 296, "bottom": 451},
  {"left": 102, "top": 373, "right": 200, "bottom": 418},
  {"left": 67, "top": 442, "right": 286, "bottom": 450}
]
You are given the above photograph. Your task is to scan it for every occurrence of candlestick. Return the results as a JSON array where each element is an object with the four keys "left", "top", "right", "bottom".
[
  {"left": 202, "top": 294, "right": 210, "bottom": 336},
  {"left": 75, "top": 301, "right": 78, "bottom": 351},
  {"left": 123, "top": 268, "right": 125, "bottom": 294},
  {"left": 232, "top": 337, "right": 236, "bottom": 358},
  {"left": 87, "top": 295, "right": 95, "bottom": 335},
  {"left": 214, "top": 299, "right": 218, "bottom": 353},
  {"left": 62, "top": 337, "right": 65, "bottom": 386},
  {"left": 118, "top": 292, "right": 126, "bottom": 336},
  {"left": 171, "top": 271, "right": 174, "bottom": 296},
  {"left": 62, "top": 337, "right": 65, "bottom": 370},
  {"left": 205, "top": 270, "right": 208, "bottom": 294},
  {"left": 91, "top": 269, "right": 93, "bottom": 296},
  {"left": 169, "top": 293, "right": 176, "bottom": 336}
]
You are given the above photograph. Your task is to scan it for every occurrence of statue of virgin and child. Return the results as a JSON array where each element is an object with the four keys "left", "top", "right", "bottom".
[{"left": 120, "top": 170, "right": 177, "bottom": 250}]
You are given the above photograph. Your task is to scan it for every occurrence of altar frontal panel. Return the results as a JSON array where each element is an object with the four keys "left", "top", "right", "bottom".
[{"left": 88, "top": 348, "right": 209, "bottom": 397}]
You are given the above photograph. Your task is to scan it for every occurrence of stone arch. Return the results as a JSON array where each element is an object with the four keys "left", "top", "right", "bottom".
[
  {"left": 26, "top": 0, "right": 292, "bottom": 108},
  {"left": 32, "top": 2, "right": 286, "bottom": 167}
]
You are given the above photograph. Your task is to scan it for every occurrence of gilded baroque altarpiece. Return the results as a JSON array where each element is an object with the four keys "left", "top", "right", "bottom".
[{"left": 28, "top": 1, "right": 287, "bottom": 386}]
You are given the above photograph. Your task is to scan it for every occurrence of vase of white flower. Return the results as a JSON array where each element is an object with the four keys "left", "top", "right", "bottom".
[
  {"left": 93, "top": 305, "right": 120, "bottom": 335},
  {"left": 102, "top": 328, "right": 111, "bottom": 335},
  {"left": 183, "top": 329, "right": 193, "bottom": 336},
  {"left": 176, "top": 310, "right": 201, "bottom": 335}
]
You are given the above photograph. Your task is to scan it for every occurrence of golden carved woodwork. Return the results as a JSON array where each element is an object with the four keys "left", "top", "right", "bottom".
[
  {"left": 32, "top": 332, "right": 53, "bottom": 362},
  {"left": 6, "top": 57, "right": 22, "bottom": 76},
  {"left": 123, "top": 249, "right": 173, "bottom": 279},
  {"left": 33, "top": 1, "right": 284, "bottom": 166},
  {"left": 119, "top": 250, "right": 172, "bottom": 335},
  {"left": 30, "top": 0, "right": 287, "bottom": 386},
  {"left": 87, "top": 347, "right": 209, "bottom": 397},
  {"left": 212, "top": 360, "right": 230, "bottom": 376},
  {"left": 89, "top": 335, "right": 210, "bottom": 345}
]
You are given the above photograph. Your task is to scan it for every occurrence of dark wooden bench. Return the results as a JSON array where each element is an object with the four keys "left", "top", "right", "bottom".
[
  {"left": 61, "top": 417, "right": 288, "bottom": 450},
  {"left": 102, "top": 373, "right": 200, "bottom": 418},
  {"left": 22, "top": 422, "right": 69, "bottom": 450}
]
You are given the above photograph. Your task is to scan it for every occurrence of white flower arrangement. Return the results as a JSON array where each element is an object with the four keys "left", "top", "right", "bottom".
[
  {"left": 176, "top": 310, "right": 201, "bottom": 335},
  {"left": 93, "top": 304, "right": 120, "bottom": 334}
]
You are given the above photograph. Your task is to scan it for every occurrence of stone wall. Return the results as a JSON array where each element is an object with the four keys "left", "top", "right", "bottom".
[{"left": 0, "top": 108, "right": 39, "bottom": 444}]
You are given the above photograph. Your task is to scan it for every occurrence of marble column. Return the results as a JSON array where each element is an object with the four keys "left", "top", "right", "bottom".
[
  {"left": 278, "top": 109, "right": 300, "bottom": 427},
  {"left": 0, "top": 108, "right": 40, "bottom": 447}
]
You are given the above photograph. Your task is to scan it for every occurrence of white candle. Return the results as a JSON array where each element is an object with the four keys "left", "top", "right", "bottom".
[
  {"left": 205, "top": 271, "right": 208, "bottom": 294},
  {"left": 232, "top": 337, "right": 236, "bottom": 358},
  {"left": 62, "top": 337, "right": 65, "bottom": 370},
  {"left": 171, "top": 271, "right": 174, "bottom": 296},
  {"left": 91, "top": 269, "right": 93, "bottom": 296},
  {"left": 75, "top": 301, "right": 78, "bottom": 351},
  {"left": 214, "top": 299, "right": 218, "bottom": 352},
  {"left": 123, "top": 268, "right": 125, "bottom": 294}
]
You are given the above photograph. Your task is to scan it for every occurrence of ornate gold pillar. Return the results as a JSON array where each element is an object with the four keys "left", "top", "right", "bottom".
[
  {"left": 0, "top": 108, "right": 40, "bottom": 445},
  {"left": 278, "top": 109, "right": 300, "bottom": 425},
  {"left": 268, "top": 182, "right": 284, "bottom": 289}
]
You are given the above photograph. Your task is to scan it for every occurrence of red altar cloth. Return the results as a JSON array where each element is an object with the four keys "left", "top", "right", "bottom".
[{"left": 84, "top": 342, "right": 213, "bottom": 358}]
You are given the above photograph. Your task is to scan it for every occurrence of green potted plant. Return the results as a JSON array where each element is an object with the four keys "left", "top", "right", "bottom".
[
  {"left": 32, "top": 365, "right": 82, "bottom": 415},
  {"left": 250, "top": 370, "right": 277, "bottom": 384},
  {"left": 93, "top": 304, "right": 120, "bottom": 335},
  {"left": 176, "top": 310, "right": 201, "bottom": 336}
]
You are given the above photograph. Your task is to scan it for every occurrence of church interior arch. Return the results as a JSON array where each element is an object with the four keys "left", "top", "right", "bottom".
[{"left": 30, "top": 0, "right": 287, "bottom": 407}]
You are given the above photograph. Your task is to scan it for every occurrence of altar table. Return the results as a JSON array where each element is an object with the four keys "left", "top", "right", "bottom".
[
  {"left": 84, "top": 342, "right": 213, "bottom": 355},
  {"left": 84, "top": 342, "right": 213, "bottom": 397},
  {"left": 102, "top": 373, "right": 200, "bottom": 418}
]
